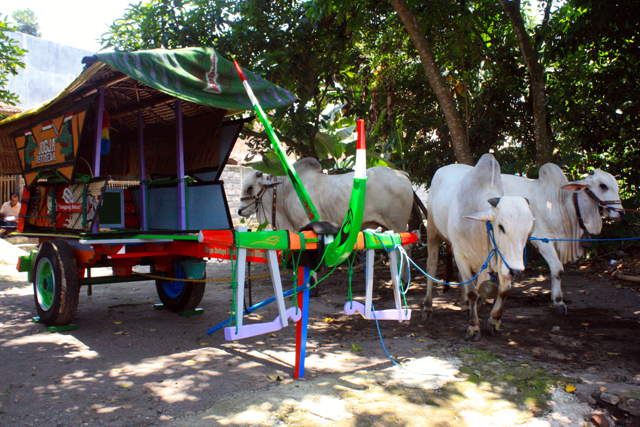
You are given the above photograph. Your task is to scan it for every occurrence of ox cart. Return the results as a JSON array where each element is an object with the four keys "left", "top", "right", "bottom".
[{"left": 0, "top": 47, "right": 295, "bottom": 328}]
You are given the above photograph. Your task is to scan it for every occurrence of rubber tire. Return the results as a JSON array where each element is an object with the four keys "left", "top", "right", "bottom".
[
  {"left": 33, "top": 240, "right": 80, "bottom": 326},
  {"left": 155, "top": 261, "right": 205, "bottom": 312}
]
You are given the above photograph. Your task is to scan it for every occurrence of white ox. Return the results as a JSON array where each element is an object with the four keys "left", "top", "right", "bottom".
[
  {"left": 424, "top": 154, "right": 534, "bottom": 341},
  {"left": 501, "top": 164, "right": 624, "bottom": 314},
  {"left": 238, "top": 157, "right": 415, "bottom": 239}
]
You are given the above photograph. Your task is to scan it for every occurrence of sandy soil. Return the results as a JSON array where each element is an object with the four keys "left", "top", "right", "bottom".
[{"left": 0, "top": 244, "right": 639, "bottom": 426}]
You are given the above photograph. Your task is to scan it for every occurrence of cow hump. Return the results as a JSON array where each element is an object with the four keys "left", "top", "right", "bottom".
[
  {"left": 538, "top": 163, "right": 569, "bottom": 186},
  {"left": 293, "top": 157, "right": 323, "bottom": 175},
  {"left": 465, "top": 153, "right": 504, "bottom": 194}
]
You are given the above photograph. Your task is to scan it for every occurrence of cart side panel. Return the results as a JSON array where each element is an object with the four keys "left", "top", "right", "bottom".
[{"left": 129, "top": 182, "right": 232, "bottom": 231}]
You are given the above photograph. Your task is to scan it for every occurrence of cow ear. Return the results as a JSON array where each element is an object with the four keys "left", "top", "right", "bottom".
[
  {"left": 487, "top": 197, "right": 501, "bottom": 208},
  {"left": 524, "top": 198, "right": 530, "bottom": 206},
  {"left": 465, "top": 209, "right": 494, "bottom": 222},
  {"left": 256, "top": 171, "right": 263, "bottom": 178},
  {"left": 561, "top": 182, "right": 588, "bottom": 193}
]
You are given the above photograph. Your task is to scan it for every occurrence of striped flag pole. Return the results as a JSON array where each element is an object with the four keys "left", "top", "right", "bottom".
[
  {"left": 233, "top": 59, "right": 320, "bottom": 223},
  {"left": 324, "top": 119, "right": 368, "bottom": 267}
]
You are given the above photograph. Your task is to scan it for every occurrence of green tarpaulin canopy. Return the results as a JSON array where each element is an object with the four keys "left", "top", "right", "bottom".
[{"left": 95, "top": 47, "right": 296, "bottom": 111}]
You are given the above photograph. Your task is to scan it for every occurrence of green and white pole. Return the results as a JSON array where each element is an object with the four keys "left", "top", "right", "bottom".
[
  {"left": 324, "top": 119, "right": 368, "bottom": 267},
  {"left": 233, "top": 59, "right": 320, "bottom": 223}
]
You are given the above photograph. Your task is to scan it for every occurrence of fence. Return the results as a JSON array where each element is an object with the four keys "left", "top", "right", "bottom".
[
  {"left": 0, "top": 175, "right": 22, "bottom": 205},
  {"left": 107, "top": 180, "right": 140, "bottom": 190}
]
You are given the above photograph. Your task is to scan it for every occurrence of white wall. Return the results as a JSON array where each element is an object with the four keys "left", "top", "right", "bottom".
[{"left": 5, "top": 32, "right": 93, "bottom": 110}]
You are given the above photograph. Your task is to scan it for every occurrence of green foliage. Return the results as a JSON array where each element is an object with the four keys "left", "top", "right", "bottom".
[
  {"left": 100, "top": 0, "right": 640, "bottom": 248},
  {"left": 11, "top": 9, "right": 41, "bottom": 37},
  {"left": 0, "top": 15, "right": 26, "bottom": 106}
]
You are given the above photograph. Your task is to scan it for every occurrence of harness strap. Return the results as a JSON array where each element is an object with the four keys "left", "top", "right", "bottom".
[
  {"left": 584, "top": 187, "right": 622, "bottom": 214},
  {"left": 572, "top": 192, "right": 592, "bottom": 247}
]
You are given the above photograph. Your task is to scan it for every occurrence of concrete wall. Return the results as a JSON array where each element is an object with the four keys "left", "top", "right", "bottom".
[
  {"left": 5, "top": 32, "right": 93, "bottom": 110},
  {"left": 220, "top": 165, "right": 258, "bottom": 228}
]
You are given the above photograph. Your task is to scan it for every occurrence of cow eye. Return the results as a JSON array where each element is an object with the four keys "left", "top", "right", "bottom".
[
  {"left": 599, "top": 183, "right": 608, "bottom": 191},
  {"left": 498, "top": 225, "right": 505, "bottom": 233},
  {"left": 247, "top": 185, "right": 253, "bottom": 194}
]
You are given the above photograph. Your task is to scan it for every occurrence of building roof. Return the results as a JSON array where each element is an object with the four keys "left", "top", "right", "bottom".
[{"left": 0, "top": 103, "right": 26, "bottom": 116}]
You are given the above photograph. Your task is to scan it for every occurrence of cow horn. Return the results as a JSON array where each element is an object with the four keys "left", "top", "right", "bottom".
[{"left": 487, "top": 197, "right": 501, "bottom": 208}]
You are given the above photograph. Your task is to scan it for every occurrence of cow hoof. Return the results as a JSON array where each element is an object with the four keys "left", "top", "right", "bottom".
[
  {"left": 465, "top": 329, "right": 481, "bottom": 342},
  {"left": 552, "top": 304, "right": 568, "bottom": 316},
  {"left": 487, "top": 321, "right": 501, "bottom": 336},
  {"left": 421, "top": 308, "right": 434, "bottom": 320}
]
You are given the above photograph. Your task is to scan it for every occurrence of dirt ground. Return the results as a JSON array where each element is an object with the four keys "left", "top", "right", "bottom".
[{"left": 1, "top": 241, "right": 639, "bottom": 426}]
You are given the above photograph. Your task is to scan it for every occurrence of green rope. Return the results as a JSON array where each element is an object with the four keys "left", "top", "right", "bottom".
[
  {"left": 303, "top": 248, "right": 338, "bottom": 291},
  {"left": 290, "top": 248, "right": 304, "bottom": 309},
  {"left": 346, "top": 250, "right": 358, "bottom": 309},
  {"left": 229, "top": 247, "right": 239, "bottom": 332}
]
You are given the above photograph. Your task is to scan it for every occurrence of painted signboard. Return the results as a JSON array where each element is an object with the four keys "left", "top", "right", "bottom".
[
  {"left": 13, "top": 102, "right": 91, "bottom": 188},
  {"left": 20, "top": 180, "right": 108, "bottom": 231}
]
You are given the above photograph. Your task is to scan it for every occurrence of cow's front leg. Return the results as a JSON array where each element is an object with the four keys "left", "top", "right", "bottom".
[
  {"left": 465, "top": 282, "right": 481, "bottom": 341},
  {"left": 456, "top": 261, "right": 480, "bottom": 341},
  {"left": 534, "top": 241, "right": 567, "bottom": 315},
  {"left": 486, "top": 276, "right": 511, "bottom": 335},
  {"left": 459, "top": 282, "right": 471, "bottom": 312}
]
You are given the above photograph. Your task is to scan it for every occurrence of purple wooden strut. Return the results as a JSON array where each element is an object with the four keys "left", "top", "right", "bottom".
[
  {"left": 137, "top": 111, "right": 147, "bottom": 231},
  {"left": 224, "top": 306, "right": 302, "bottom": 340},
  {"left": 175, "top": 100, "right": 186, "bottom": 230},
  {"left": 92, "top": 88, "right": 105, "bottom": 233},
  {"left": 343, "top": 301, "right": 412, "bottom": 321}
]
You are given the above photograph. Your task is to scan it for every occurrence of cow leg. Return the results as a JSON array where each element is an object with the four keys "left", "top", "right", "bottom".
[
  {"left": 534, "top": 241, "right": 567, "bottom": 315},
  {"left": 486, "top": 276, "right": 511, "bottom": 335},
  {"left": 456, "top": 260, "right": 480, "bottom": 341},
  {"left": 422, "top": 226, "right": 441, "bottom": 320}
]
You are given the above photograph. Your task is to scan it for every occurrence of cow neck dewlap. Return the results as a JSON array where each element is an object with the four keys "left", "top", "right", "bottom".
[{"left": 557, "top": 188, "right": 586, "bottom": 264}]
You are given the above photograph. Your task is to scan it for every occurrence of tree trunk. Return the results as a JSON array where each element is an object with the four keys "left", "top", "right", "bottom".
[
  {"left": 499, "top": 0, "right": 552, "bottom": 167},
  {"left": 390, "top": 0, "right": 474, "bottom": 166}
]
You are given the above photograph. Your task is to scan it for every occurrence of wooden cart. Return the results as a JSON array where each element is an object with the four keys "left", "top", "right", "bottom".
[{"left": 0, "top": 47, "right": 295, "bottom": 327}]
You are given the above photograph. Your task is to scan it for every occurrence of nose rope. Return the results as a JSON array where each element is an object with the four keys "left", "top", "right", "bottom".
[{"left": 485, "top": 221, "right": 518, "bottom": 274}]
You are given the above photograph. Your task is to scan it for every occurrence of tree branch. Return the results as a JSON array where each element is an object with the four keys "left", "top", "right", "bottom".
[{"left": 241, "top": 128, "right": 316, "bottom": 158}]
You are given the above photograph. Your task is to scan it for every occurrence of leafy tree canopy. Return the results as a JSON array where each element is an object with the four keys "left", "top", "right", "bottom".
[
  {"left": 100, "top": 0, "right": 639, "bottom": 207},
  {"left": 11, "top": 8, "right": 41, "bottom": 37},
  {"left": 0, "top": 15, "right": 27, "bottom": 108}
]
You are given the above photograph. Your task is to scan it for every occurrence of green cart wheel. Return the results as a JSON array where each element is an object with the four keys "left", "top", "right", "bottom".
[
  {"left": 33, "top": 240, "right": 80, "bottom": 326},
  {"left": 155, "top": 260, "right": 205, "bottom": 312}
]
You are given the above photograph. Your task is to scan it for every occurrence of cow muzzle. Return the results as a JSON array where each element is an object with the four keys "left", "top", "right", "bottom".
[
  {"left": 508, "top": 269, "right": 525, "bottom": 281},
  {"left": 607, "top": 208, "right": 624, "bottom": 220}
]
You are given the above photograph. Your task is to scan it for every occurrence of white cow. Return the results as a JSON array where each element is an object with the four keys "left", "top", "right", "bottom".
[
  {"left": 238, "top": 157, "right": 415, "bottom": 240},
  {"left": 424, "top": 154, "right": 534, "bottom": 341},
  {"left": 502, "top": 164, "right": 624, "bottom": 314}
]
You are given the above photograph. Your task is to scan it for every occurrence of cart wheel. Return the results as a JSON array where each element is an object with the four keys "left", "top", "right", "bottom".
[
  {"left": 33, "top": 240, "right": 80, "bottom": 326},
  {"left": 155, "top": 261, "right": 205, "bottom": 312}
]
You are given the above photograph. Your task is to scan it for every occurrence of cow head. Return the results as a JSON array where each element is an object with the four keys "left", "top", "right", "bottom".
[
  {"left": 238, "top": 171, "right": 281, "bottom": 217},
  {"left": 561, "top": 169, "right": 624, "bottom": 233},
  {"left": 465, "top": 196, "right": 534, "bottom": 281}
]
